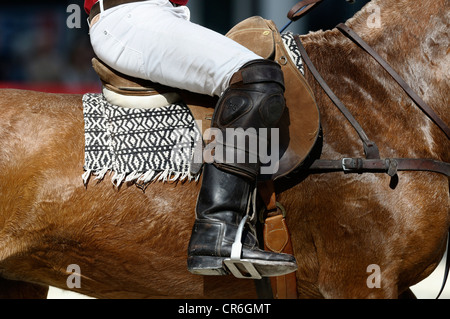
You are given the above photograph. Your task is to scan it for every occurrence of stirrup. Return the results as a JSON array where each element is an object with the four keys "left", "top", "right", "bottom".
[{"left": 223, "top": 215, "right": 262, "bottom": 280}]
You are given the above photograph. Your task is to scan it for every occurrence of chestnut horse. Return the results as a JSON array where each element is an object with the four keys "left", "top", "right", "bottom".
[{"left": 0, "top": 0, "right": 448, "bottom": 299}]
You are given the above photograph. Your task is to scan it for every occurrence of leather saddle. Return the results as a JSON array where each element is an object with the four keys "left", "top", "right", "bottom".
[{"left": 91, "top": 16, "right": 320, "bottom": 181}]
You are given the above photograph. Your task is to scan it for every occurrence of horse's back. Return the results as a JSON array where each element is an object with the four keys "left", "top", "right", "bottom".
[
  {"left": 0, "top": 89, "right": 84, "bottom": 168},
  {"left": 0, "top": 89, "right": 85, "bottom": 226},
  {"left": 0, "top": 89, "right": 83, "bottom": 284},
  {"left": 0, "top": 89, "right": 257, "bottom": 298}
]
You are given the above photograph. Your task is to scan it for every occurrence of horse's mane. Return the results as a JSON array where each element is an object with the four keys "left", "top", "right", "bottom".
[{"left": 304, "top": 0, "right": 447, "bottom": 45}]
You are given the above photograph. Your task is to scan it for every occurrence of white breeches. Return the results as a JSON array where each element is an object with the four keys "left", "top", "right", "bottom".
[{"left": 89, "top": 0, "right": 262, "bottom": 96}]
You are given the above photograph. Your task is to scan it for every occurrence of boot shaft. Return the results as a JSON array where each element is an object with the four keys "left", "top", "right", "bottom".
[{"left": 211, "top": 60, "right": 286, "bottom": 180}]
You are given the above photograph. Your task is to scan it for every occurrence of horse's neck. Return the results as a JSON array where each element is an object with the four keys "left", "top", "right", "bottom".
[
  {"left": 302, "top": 0, "right": 448, "bottom": 146},
  {"left": 348, "top": 0, "right": 448, "bottom": 114}
]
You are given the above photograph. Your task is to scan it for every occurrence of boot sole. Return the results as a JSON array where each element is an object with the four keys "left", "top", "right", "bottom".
[
  {"left": 187, "top": 255, "right": 297, "bottom": 278},
  {"left": 187, "top": 256, "right": 229, "bottom": 276}
]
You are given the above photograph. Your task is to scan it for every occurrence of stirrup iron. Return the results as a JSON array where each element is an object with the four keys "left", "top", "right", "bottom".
[{"left": 223, "top": 215, "right": 262, "bottom": 280}]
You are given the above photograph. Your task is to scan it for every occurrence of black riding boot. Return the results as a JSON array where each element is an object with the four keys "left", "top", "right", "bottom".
[
  {"left": 187, "top": 60, "right": 297, "bottom": 278},
  {"left": 187, "top": 164, "right": 297, "bottom": 278}
]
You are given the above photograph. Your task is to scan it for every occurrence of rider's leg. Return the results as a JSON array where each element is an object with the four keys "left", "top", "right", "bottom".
[
  {"left": 89, "top": 0, "right": 261, "bottom": 96},
  {"left": 187, "top": 60, "right": 297, "bottom": 277},
  {"left": 88, "top": 0, "right": 297, "bottom": 277}
]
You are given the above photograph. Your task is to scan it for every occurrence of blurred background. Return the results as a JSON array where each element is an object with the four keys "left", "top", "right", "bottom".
[{"left": 0, "top": 0, "right": 370, "bottom": 94}]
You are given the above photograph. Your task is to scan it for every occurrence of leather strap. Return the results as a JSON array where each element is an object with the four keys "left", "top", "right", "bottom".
[
  {"left": 259, "top": 181, "right": 298, "bottom": 299},
  {"left": 294, "top": 35, "right": 380, "bottom": 159},
  {"left": 90, "top": 0, "right": 179, "bottom": 21},
  {"left": 309, "top": 158, "right": 450, "bottom": 177},
  {"left": 294, "top": 31, "right": 450, "bottom": 177},
  {"left": 336, "top": 23, "right": 450, "bottom": 139},
  {"left": 287, "top": 0, "right": 324, "bottom": 22},
  {"left": 264, "top": 214, "right": 298, "bottom": 299},
  {"left": 258, "top": 181, "right": 277, "bottom": 211},
  {"left": 437, "top": 229, "right": 450, "bottom": 299}
]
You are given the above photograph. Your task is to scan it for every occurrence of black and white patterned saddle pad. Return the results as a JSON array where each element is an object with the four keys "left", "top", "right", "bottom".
[
  {"left": 81, "top": 33, "right": 303, "bottom": 186},
  {"left": 82, "top": 93, "right": 201, "bottom": 186},
  {"left": 281, "top": 32, "right": 305, "bottom": 76}
]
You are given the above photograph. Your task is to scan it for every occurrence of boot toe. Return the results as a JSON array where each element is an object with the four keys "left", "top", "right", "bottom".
[{"left": 240, "top": 247, "right": 298, "bottom": 277}]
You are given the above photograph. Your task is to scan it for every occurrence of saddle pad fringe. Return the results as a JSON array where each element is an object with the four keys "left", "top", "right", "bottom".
[{"left": 82, "top": 93, "right": 201, "bottom": 186}]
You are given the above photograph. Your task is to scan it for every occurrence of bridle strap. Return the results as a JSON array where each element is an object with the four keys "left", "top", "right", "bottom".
[
  {"left": 336, "top": 23, "right": 450, "bottom": 139},
  {"left": 287, "top": 0, "right": 324, "bottom": 22},
  {"left": 294, "top": 34, "right": 380, "bottom": 159}
]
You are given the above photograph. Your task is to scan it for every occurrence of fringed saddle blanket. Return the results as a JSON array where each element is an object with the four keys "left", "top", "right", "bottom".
[
  {"left": 82, "top": 32, "right": 303, "bottom": 186},
  {"left": 82, "top": 93, "right": 201, "bottom": 186}
]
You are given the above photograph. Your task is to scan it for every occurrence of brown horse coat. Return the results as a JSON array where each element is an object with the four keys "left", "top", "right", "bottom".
[{"left": 0, "top": 0, "right": 448, "bottom": 298}]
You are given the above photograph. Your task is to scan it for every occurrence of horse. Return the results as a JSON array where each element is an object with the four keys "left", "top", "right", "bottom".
[{"left": 0, "top": 0, "right": 448, "bottom": 299}]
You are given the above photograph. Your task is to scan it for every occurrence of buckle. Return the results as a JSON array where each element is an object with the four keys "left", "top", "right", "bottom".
[
  {"left": 386, "top": 158, "right": 398, "bottom": 177},
  {"left": 342, "top": 158, "right": 353, "bottom": 172},
  {"left": 342, "top": 158, "right": 363, "bottom": 172}
]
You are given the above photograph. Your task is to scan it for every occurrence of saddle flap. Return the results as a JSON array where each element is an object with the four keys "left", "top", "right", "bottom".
[
  {"left": 259, "top": 20, "right": 320, "bottom": 180},
  {"left": 276, "top": 31, "right": 320, "bottom": 179},
  {"left": 226, "top": 16, "right": 276, "bottom": 60},
  {"left": 226, "top": 17, "right": 320, "bottom": 180}
]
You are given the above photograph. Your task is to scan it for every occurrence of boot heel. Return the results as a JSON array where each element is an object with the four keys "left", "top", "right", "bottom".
[{"left": 187, "top": 256, "right": 228, "bottom": 276}]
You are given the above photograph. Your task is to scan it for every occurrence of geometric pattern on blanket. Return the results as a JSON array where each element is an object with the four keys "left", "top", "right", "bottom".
[
  {"left": 81, "top": 32, "right": 303, "bottom": 186},
  {"left": 282, "top": 31, "right": 305, "bottom": 76},
  {"left": 82, "top": 93, "right": 201, "bottom": 186}
]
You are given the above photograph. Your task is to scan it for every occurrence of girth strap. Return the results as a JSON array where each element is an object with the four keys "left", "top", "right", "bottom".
[{"left": 309, "top": 158, "right": 450, "bottom": 177}]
